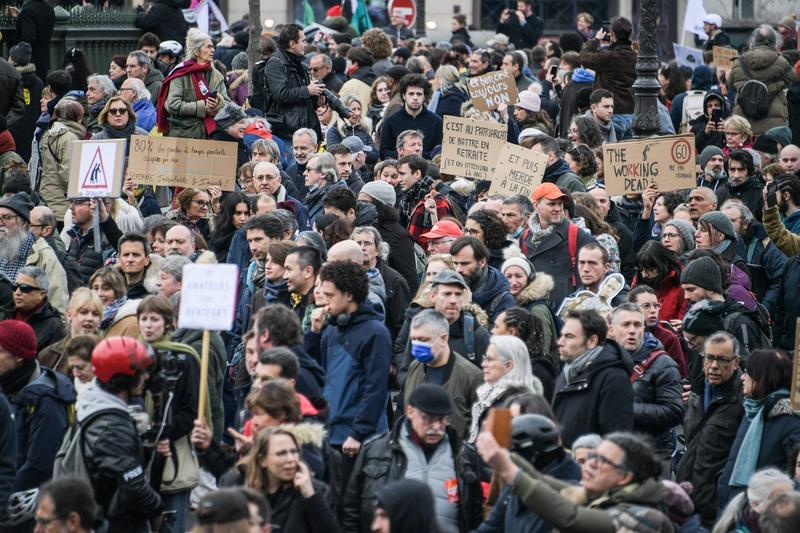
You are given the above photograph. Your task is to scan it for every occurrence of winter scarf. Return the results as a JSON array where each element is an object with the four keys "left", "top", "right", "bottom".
[
  {"left": 526, "top": 215, "right": 556, "bottom": 250},
  {"left": 0, "top": 358, "right": 38, "bottom": 397},
  {"left": 563, "top": 345, "right": 604, "bottom": 383},
  {"left": 156, "top": 59, "right": 216, "bottom": 135},
  {"left": 101, "top": 296, "right": 127, "bottom": 330},
  {"left": 251, "top": 258, "right": 266, "bottom": 290},
  {"left": 101, "top": 119, "right": 137, "bottom": 139},
  {"left": 89, "top": 94, "right": 111, "bottom": 117},
  {"left": 0, "top": 232, "right": 33, "bottom": 282},
  {"left": 729, "top": 388, "right": 791, "bottom": 487},
  {"left": 469, "top": 382, "right": 512, "bottom": 442},
  {"left": 399, "top": 175, "right": 434, "bottom": 222}
]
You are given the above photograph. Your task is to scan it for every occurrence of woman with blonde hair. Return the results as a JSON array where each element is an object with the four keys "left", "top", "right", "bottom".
[
  {"left": 430, "top": 64, "right": 469, "bottom": 119},
  {"left": 89, "top": 266, "right": 140, "bottom": 338},
  {"left": 413, "top": 254, "right": 455, "bottom": 302},
  {"left": 325, "top": 95, "right": 376, "bottom": 148},
  {"left": 39, "top": 287, "right": 104, "bottom": 374},
  {"left": 90, "top": 95, "right": 149, "bottom": 144},
  {"left": 722, "top": 115, "right": 754, "bottom": 155}
]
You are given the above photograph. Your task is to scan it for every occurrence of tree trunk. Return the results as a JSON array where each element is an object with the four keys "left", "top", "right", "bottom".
[{"left": 246, "top": 0, "right": 262, "bottom": 95}]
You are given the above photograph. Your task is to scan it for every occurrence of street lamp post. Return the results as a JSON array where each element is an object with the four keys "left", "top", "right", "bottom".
[{"left": 632, "top": 0, "right": 661, "bottom": 138}]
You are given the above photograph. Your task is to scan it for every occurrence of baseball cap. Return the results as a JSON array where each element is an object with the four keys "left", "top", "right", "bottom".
[
  {"left": 342, "top": 135, "right": 372, "bottom": 153},
  {"left": 531, "top": 183, "right": 570, "bottom": 202},
  {"left": 420, "top": 220, "right": 463, "bottom": 240}
]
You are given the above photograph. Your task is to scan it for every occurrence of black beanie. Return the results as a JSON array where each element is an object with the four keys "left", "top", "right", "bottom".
[
  {"left": 376, "top": 479, "right": 436, "bottom": 533},
  {"left": 680, "top": 257, "right": 723, "bottom": 294}
]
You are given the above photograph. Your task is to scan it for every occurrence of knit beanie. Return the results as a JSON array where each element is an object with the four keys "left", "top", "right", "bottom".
[
  {"left": 682, "top": 299, "right": 726, "bottom": 336},
  {"left": 360, "top": 180, "right": 396, "bottom": 207},
  {"left": 681, "top": 257, "right": 723, "bottom": 294},
  {"left": 699, "top": 145, "right": 724, "bottom": 170},
  {"left": 0, "top": 192, "right": 34, "bottom": 222},
  {"left": 699, "top": 211, "right": 737, "bottom": 241},
  {"left": 663, "top": 219, "right": 696, "bottom": 252},
  {"left": 9, "top": 42, "right": 32, "bottom": 66},
  {"left": 214, "top": 102, "right": 247, "bottom": 130},
  {"left": 0, "top": 320, "right": 38, "bottom": 360}
]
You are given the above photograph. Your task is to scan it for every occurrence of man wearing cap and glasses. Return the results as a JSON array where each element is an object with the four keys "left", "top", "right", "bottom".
[
  {"left": 342, "top": 383, "right": 483, "bottom": 533},
  {"left": 420, "top": 220, "right": 462, "bottom": 255}
]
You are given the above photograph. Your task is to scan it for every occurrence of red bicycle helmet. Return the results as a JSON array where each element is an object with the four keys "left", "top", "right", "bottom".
[{"left": 92, "top": 337, "right": 155, "bottom": 383}]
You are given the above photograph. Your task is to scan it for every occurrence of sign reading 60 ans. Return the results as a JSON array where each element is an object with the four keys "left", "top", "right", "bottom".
[{"left": 602, "top": 134, "right": 696, "bottom": 196}]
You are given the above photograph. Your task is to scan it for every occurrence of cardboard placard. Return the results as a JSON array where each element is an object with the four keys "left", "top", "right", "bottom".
[
  {"left": 127, "top": 135, "right": 238, "bottom": 191},
  {"left": 673, "top": 43, "right": 704, "bottom": 69},
  {"left": 488, "top": 143, "right": 548, "bottom": 197},
  {"left": 485, "top": 408, "right": 512, "bottom": 448},
  {"left": 178, "top": 263, "right": 239, "bottom": 331},
  {"left": 792, "top": 318, "right": 800, "bottom": 410},
  {"left": 713, "top": 46, "right": 738, "bottom": 69},
  {"left": 67, "top": 139, "right": 126, "bottom": 198},
  {"left": 466, "top": 70, "right": 519, "bottom": 113},
  {"left": 439, "top": 116, "right": 508, "bottom": 180},
  {"left": 603, "top": 134, "right": 696, "bottom": 196}
]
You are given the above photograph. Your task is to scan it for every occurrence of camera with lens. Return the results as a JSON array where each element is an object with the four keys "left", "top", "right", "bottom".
[
  {"left": 321, "top": 88, "right": 352, "bottom": 119},
  {"left": 140, "top": 347, "right": 184, "bottom": 448}
]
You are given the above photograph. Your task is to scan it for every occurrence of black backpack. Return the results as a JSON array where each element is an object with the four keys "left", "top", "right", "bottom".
[
  {"left": 248, "top": 60, "right": 269, "bottom": 112},
  {"left": 736, "top": 60, "right": 770, "bottom": 120}
]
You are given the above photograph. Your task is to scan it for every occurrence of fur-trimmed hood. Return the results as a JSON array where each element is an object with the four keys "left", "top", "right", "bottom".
[
  {"left": 409, "top": 295, "right": 489, "bottom": 328},
  {"left": 515, "top": 272, "right": 555, "bottom": 306},
  {"left": 768, "top": 398, "right": 800, "bottom": 419},
  {"left": 193, "top": 250, "right": 218, "bottom": 264},
  {"left": 280, "top": 422, "right": 326, "bottom": 447}
]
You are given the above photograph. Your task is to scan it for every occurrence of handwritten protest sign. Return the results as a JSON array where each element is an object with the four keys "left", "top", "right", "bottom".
[
  {"left": 603, "top": 134, "right": 696, "bottom": 196},
  {"left": 68, "top": 139, "right": 125, "bottom": 198},
  {"left": 127, "top": 135, "right": 238, "bottom": 190},
  {"left": 178, "top": 263, "right": 239, "bottom": 331},
  {"left": 439, "top": 116, "right": 507, "bottom": 180},
  {"left": 466, "top": 70, "right": 519, "bottom": 113},
  {"left": 488, "top": 143, "right": 548, "bottom": 197},
  {"left": 713, "top": 46, "right": 738, "bottom": 69}
]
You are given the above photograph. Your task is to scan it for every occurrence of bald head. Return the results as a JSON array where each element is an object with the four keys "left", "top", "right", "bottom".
[
  {"left": 120, "top": 77, "right": 148, "bottom": 104},
  {"left": 165, "top": 224, "right": 195, "bottom": 257},
  {"left": 30, "top": 206, "right": 56, "bottom": 239},
  {"left": 327, "top": 240, "right": 363, "bottom": 264},
  {"left": 780, "top": 145, "right": 800, "bottom": 174},
  {"left": 253, "top": 162, "right": 282, "bottom": 195}
]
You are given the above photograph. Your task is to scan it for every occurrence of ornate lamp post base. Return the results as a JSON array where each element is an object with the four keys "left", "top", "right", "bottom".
[{"left": 632, "top": 0, "right": 661, "bottom": 138}]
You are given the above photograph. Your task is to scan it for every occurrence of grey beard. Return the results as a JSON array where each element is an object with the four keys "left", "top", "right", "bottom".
[{"left": 0, "top": 228, "right": 24, "bottom": 262}]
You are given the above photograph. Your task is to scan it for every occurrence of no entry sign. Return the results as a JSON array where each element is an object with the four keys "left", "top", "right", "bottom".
[{"left": 388, "top": 0, "right": 416, "bottom": 28}]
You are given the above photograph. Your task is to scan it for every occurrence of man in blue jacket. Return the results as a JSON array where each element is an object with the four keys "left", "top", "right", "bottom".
[{"left": 307, "top": 260, "right": 392, "bottom": 461}]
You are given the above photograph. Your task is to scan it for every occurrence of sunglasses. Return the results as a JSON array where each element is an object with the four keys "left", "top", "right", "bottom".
[
  {"left": 108, "top": 108, "right": 128, "bottom": 116},
  {"left": 13, "top": 283, "right": 44, "bottom": 293}
]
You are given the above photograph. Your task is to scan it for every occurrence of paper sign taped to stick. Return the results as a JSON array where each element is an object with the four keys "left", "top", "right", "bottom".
[
  {"left": 713, "top": 46, "right": 738, "bottom": 69},
  {"left": 178, "top": 263, "right": 239, "bottom": 331},
  {"left": 603, "top": 134, "right": 696, "bottom": 196},
  {"left": 466, "top": 70, "right": 519, "bottom": 113},
  {"left": 488, "top": 143, "right": 548, "bottom": 197},
  {"left": 68, "top": 139, "right": 126, "bottom": 198},
  {"left": 439, "top": 116, "right": 508, "bottom": 180},
  {"left": 127, "top": 135, "right": 238, "bottom": 191}
]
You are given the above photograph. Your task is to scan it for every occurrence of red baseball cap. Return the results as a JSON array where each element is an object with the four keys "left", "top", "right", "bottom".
[
  {"left": 532, "top": 182, "right": 570, "bottom": 202},
  {"left": 420, "top": 220, "right": 463, "bottom": 240}
]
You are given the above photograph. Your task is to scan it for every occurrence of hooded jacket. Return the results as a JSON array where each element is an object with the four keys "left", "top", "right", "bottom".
[
  {"left": 677, "top": 370, "right": 743, "bottom": 527},
  {"left": 628, "top": 333, "right": 684, "bottom": 457},
  {"left": 471, "top": 266, "right": 516, "bottom": 325},
  {"left": 8, "top": 364, "right": 75, "bottom": 491},
  {"left": 134, "top": 0, "right": 189, "bottom": 44},
  {"left": 728, "top": 46, "right": 797, "bottom": 135},
  {"left": 78, "top": 384, "right": 162, "bottom": 532},
  {"left": 14, "top": 0, "right": 54, "bottom": 81},
  {"left": 131, "top": 98, "right": 157, "bottom": 132},
  {"left": 3, "top": 61, "right": 34, "bottom": 153},
  {"left": 15, "top": 300, "right": 65, "bottom": 352},
  {"left": 39, "top": 119, "right": 87, "bottom": 220},
  {"left": 340, "top": 66, "right": 377, "bottom": 112},
  {"left": 542, "top": 159, "right": 586, "bottom": 195},
  {"left": 691, "top": 89, "right": 730, "bottom": 153},
  {"left": 143, "top": 67, "right": 164, "bottom": 106},
  {"left": 513, "top": 272, "right": 559, "bottom": 383},
  {"left": 23, "top": 237, "right": 68, "bottom": 316},
  {"left": 306, "top": 302, "right": 392, "bottom": 445},
  {"left": 670, "top": 65, "right": 714, "bottom": 133},
  {"left": 552, "top": 340, "right": 635, "bottom": 447}
]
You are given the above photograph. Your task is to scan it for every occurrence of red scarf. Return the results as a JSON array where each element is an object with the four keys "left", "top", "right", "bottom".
[{"left": 156, "top": 59, "right": 217, "bottom": 135}]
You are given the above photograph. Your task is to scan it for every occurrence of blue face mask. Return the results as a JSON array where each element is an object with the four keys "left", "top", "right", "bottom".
[{"left": 411, "top": 341, "right": 434, "bottom": 363}]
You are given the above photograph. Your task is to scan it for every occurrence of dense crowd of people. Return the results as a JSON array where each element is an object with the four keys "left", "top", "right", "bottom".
[{"left": 1, "top": 0, "right": 800, "bottom": 531}]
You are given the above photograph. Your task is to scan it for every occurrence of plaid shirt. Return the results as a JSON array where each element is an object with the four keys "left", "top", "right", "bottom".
[
  {"left": 0, "top": 232, "right": 33, "bottom": 283},
  {"left": 398, "top": 175, "right": 434, "bottom": 226},
  {"left": 407, "top": 193, "right": 456, "bottom": 247}
]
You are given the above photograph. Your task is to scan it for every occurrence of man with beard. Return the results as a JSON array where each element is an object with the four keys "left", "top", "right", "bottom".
[
  {"left": 716, "top": 150, "right": 765, "bottom": 221},
  {"left": 450, "top": 237, "right": 515, "bottom": 325},
  {"left": 779, "top": 144, "right": 800, "bottom": 175},
  {"left": 697, "top": 146, "right": 727, "bottom": 192},
  {"left": 763, "top": 174, "right": 800, "bottom": 256},
  {"left": 0, "top": 193, "right": 68, "bottom": 315}
]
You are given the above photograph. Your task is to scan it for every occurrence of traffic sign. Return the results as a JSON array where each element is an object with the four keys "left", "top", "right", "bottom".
[
  {"left": 68, "top": 139, "right": 125, "bottom": 198},
  {"left": 387, "top": 0, "right": 416, "bottom": 29}
]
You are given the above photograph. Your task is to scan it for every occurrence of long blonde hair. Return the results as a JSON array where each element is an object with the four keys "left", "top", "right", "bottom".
[{"left": 337, "top": 94, "right": 373, "bottom": 135}]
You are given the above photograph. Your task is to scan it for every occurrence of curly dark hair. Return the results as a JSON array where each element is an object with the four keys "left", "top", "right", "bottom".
[
  {"left": 565, "top": 144, "right": 598, "bottom": 178},
  {"left": 399, "top": 73, "right": 432, "bottom": 103},
  {"left": 467, "top": 209, "right": 507, "bottom": 250},
  {"left": 571, "top": 116, "right": 603, "bottom": 149},
  {"left": 318, "top": 260, "right": 369, "bottom": 304},
  {"left": 659, "top": 191, "right": 683, "bottom": 217},
  {"left": 660, "top": 62, "right": 688, "bottom": 103},
  {"left": 500, "top": 307, "right": 550, "bottom": 362}
]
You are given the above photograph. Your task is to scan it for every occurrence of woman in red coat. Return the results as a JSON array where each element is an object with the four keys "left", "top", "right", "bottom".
[{"left": 632, "top": 240, "right": 686, "bottom": 322}]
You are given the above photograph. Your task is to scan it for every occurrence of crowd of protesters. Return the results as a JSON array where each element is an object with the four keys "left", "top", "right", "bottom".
[{"left": 2, "top": 0, "right": 800, "bottom": 531}]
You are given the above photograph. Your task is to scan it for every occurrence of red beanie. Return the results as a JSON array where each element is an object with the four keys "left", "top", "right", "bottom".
[{"left": 0, "top": 320, "right": 38, "bottom": 360}]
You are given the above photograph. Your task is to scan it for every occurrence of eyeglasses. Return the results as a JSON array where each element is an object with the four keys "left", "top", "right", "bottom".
[
  {"left": 419, "top": 412, "right": 450, "bottom": 425},
  {"left": 586, "top": 451, "right": 627, "bottom": 472},
  {"left": 13, "top": 283, "right": 44, "bottom": 293},
  {"left": 108, "top": 108, "right": 128, "bottom": 116},
  {"left": 661, "top": 232, "right": 680, "bottom": 240},
  {"left": 34, "top": 515, "right": 62, "bottom": 526},
  {"left": 192, "top": 199, "right": 210, "bottom": 207},
  {"left": 0, "top": 214, "right": 19, "bottom": 223},
  {"left": 702, "top": 353, "right": 738, "bottom": 365}
]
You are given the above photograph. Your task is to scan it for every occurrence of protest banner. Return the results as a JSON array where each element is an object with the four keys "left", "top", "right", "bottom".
[
  {"left": 466, "top": 70, "right": 519, "bottom": 113},
  {"left": 488, "top": 143, "right": 548, "bottom": 197},
  {"left": 178, "top": 263, "right": 239, "bottom": 421},
  {"left": 793, "top": 318, "right": 800, "bottom": 410},
  {"left": 67, "top": 139, "right": 125, "bottom": 198},
  {"left": 439, "top": 116, "right": 507, "bottom": 180},
  {"left": 713, "top": 46, "right": 739, "bottom": 69},
  {"left": 603, "top": 134, "right": 696, "bottom": 196},
  {"left": 673, "top": 43, "right": 704, "bottom": 69},
  {"left": 127, "top": 135, "right": 238, "bottom": 191}
]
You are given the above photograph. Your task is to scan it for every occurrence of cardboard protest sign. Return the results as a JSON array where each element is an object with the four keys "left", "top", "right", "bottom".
[
  {"left": 603, "top": 134, "right": 696, "bottom": 196},
  {"left": 127, "top": 135, "right": 238, "bottom": 191},
  {"left": 488, "top": 143, "right": 548, "bottom": 197},
  {"left": 713, "top": 46, "right": 738, "bottom": 69},
  {"left": 68, "top": 139, "right": 126, "bottom": 198},
  {"left": 466, "top": 70, "right": 519, "bottom": 112},
  {"left": 439, "top": 116, "right": 507, "bottom": 180},
  {"left": 178, "top": 263, "right": 239, "bottom": 331},
  {"left": 673, "top": 43, "right": 703, "bottom": 69}
]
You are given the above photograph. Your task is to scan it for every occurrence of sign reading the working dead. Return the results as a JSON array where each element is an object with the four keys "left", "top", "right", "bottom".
[
  {"left": 603, "top": 134, "right": 696, "bottom": 196},
  {"left": 68, "top": 139, "right": 125, "bottom": 198},
  {"left": 466, "top": 70, "right": 519, "bottom": 113},
  {"left": 127, "top": 135, "right": 238, "bottom": 191},
  {"left": 178, "top": 263, "right": 239, "bottom": 331},
  {"left": 488, "top": 143, "right": 548, "bottom": 197},
  {"left": 713, "top": 46, "right": 739, "bottom": 69},
  {"left": 440, "top": 116, "right": 508, "bottom": 180}
]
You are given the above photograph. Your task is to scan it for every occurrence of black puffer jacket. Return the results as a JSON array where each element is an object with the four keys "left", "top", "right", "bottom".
[
  {"left": 264, "top": 48, "right": 321, "bottom": 140},
  {"left": 377, "top": 218, "right": 419, "bottom": 294},
  {"left": 716, "top": 176, "right": 765, "bottom": 223},
  {"left": 342, "top": 417, "right": 483, "bottom": 533},
  {"left": 377, "top": 261, "right": 411, "bottom": 342},
  {"left": 135, "top": 0, "right": 189, "bottom": 44}
]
